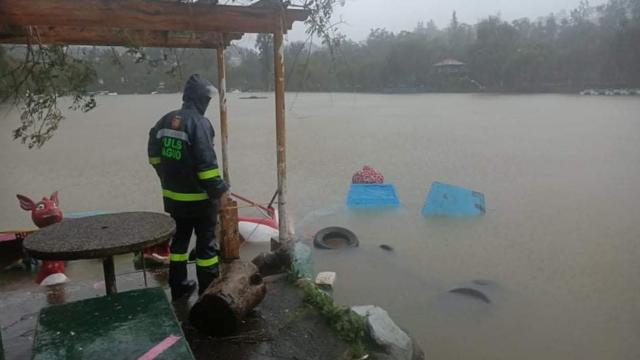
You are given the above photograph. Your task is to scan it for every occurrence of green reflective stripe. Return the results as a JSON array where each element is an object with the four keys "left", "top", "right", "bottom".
[
  {"left": 197, "top": 168, "right": 221, "bottom": 180},
  {"left": 169, "top": 253, "right": 189, "bottom": 262},
  {"left": 149, "top": 157, "right": 161, "bottom": 165},
  {"left": 162, "top": 189, "right": 209, "bottom": 201},
  {"left": 196, "top": 256, "right": 219, "bottom": 267}
]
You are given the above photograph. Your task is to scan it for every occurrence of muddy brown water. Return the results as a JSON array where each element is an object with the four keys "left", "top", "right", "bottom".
[{"left": 1, "top": 93, "right": 640, "bottom": 359}]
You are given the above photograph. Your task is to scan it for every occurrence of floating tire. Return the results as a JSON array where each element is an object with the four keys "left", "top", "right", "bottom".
[{"left": 313, "top": 227, "right": 359, "bottom": 250}]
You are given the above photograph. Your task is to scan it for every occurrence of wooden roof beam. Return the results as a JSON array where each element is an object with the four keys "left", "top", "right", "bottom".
[
  {"left": 0, "top": 26, "right": 243, "bottom": 49},
  {"left": 0, "top": 0, "right": 309, "bottom": 34}
]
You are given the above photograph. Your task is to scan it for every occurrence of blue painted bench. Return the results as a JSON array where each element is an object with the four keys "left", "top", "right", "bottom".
[{"left": 346, "top": 183, "right": 401, "bottom": 208}]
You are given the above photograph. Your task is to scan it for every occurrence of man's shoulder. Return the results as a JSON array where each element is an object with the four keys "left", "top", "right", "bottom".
[
  {"left": 157, "top": 109, "right": 199, "bottom": 126},
  {"left": 161, "top": 109, "right": 184, "bottom": 120}
]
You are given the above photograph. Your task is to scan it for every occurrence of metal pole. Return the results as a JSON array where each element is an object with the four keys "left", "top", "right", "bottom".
[
  {"left": 141, "top": 252, "right": 148, "bottom": 288},
  {"left": 103, "top": 256, "right": 117, "bottom": 295},
  {"left": 217, "top": 46, "right": 230, "bottom": 184},
  {"left": 274, "top": 25, "right": 289, "bottom": 242}
]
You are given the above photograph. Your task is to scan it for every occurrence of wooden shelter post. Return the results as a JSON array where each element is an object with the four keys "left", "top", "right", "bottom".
[
  {"left": 216, "top": 46, "right": 230, "bottom": 184},
  {"left": 273, "top": 24, "right": 289, "bottom": 242}
]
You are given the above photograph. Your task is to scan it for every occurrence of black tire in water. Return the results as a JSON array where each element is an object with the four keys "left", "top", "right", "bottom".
[{"left": 313, "top": 227, "right": 359, "bottom": 249}]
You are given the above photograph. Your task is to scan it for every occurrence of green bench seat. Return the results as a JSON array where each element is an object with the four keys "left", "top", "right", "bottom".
[{"left": 32, "top": 288, "right": 194, "bottom": 360}]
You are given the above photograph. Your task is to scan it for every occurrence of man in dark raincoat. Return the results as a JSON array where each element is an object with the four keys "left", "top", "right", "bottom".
[{"left": 148, "top": 74, "right": 229, "bottom": 301}]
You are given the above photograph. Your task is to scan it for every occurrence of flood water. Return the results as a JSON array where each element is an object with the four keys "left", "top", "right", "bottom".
[{"left": 1, "top": 93, "right": 640, "bottom": 359}]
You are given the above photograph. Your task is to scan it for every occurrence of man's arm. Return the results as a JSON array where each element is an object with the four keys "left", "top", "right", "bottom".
[
  {"left": 191, "top": 119, "right": 229, "bottom": 200},
  {"left": 148, "top": 125, "right": 162, "bottom": 176}
]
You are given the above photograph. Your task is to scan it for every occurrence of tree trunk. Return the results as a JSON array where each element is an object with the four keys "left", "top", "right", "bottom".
[{"left": 189, "top": 260, "right": 266, "bottom": 337}]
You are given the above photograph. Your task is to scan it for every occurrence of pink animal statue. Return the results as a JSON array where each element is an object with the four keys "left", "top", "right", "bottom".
[{"left": 17, "top": 192, "right": 69, "bottom": 286}]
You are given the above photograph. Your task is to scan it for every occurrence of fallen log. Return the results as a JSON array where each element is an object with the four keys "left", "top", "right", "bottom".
[{"left": 189, "top": 260, "right": 266, "bottom": 337}]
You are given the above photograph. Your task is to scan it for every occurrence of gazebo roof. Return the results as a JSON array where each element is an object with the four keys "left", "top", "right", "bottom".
[{"left": 0, "top": 0, "right": 310, "bottom": 48}]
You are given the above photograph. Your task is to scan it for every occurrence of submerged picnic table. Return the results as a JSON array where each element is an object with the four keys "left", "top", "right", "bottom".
[{"left": 23, "top": 212, "right": 175, "bottom": 294}]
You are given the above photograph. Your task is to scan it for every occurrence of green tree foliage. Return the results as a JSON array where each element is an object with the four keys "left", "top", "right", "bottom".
[
  {"left": 1, "top": 45, "right": 96, "bottom": 148},
  {"left": 74, "top": 0, "right": 640, "bottom": 94},
  {"left": 255, "top": 33, "right": 274, "bottom": 90},
  {"left": 279, "top": 0, "right": 640, "bottom": 92}
]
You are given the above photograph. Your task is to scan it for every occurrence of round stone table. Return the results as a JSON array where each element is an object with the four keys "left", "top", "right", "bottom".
[{"left": 24, "top": 212, "right": 175, "bottom": 295}]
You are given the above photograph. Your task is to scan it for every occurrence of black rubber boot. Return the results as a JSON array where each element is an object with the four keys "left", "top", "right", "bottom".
[{"left": 171, "top": 280, "right": 196, "bottom": 302}]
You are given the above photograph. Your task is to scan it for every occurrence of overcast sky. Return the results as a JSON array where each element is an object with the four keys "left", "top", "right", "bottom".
[{"left": 279, "top": 0, "right": 608, "bottom": 42}]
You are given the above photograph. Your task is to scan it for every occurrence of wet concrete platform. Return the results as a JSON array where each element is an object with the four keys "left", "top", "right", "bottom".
[
  {"left": 183, "top": 274, "right": 351, "bottom": 360},
  {"left": 1, "top": 255, "right": 349, "bottom": 360},
  {"left": 0, "top": 255, "right": 167, "bottom": 360}
]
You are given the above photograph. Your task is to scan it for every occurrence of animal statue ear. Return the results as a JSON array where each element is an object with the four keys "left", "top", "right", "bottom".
[
  {"left": 50, "top": 191, "right": 60, "bottom": 206},
  {"left": 17, "top": 194, "right": 36, "bottom": 211}
]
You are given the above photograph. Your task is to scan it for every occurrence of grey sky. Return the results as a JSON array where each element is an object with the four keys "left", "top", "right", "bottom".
[{"left": 282, "top": 0, "right": 608, "bottom": 42}]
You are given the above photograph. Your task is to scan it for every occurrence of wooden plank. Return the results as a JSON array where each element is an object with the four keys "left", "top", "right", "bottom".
[
  {"left": 0, "top": 26, "right": 242, "bottom": 48},
  {"left": 219, "top": 198, "right": 240, "bottom": 262},
  {"left": 0, "top": 0, "right": 309, "bottom": 34},
  {"left": 217, "top": 46, "right": 230, "bottom": 183}
]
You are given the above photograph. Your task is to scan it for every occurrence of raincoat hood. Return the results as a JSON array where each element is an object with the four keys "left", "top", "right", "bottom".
[{"left": 182, "top": 74, "right": 217, "bottom": 115}]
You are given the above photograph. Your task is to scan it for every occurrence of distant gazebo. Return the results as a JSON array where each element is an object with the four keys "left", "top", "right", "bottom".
[{"left": 434, "top": 58, "right": 467, "bottom": 75}]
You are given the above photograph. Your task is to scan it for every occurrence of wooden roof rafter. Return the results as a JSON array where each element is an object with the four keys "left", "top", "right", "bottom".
[
  {"left": 0, "top": 25, "right": 243, "bottom": 49},
  {"left": 0, "top": 0, "right": 310, "bottom": 49},
  {"left": 0, "top": 0, "right": 310, "bottom": 39}
]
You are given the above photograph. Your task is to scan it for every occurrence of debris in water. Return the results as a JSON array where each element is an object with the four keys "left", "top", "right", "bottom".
[
  {"left": 472, "top": 279, "right": 493, "bottom": 286},
  {"left": 448, "top": 287, "right": 491, "bottom": 304},
  {"left": 313, "top": 227, "right": 359, "bottom": 249},
  {"left": 422, "top": 182, "right": 486, "bottom": 217},
  {"left": 352, "top": 165, "right": 384, "bottom": 184},
  {"left": 315, "top": 272, "right": 336, "bottom": 287},
  {"left": 379, "top": 244, "right": 394, "bottom": 252},
  {"left": 240, "top": 96, "right": 268, "bottom": 100},
  {"left": 347, "top": 183, "right": 401, "bottom": 209}
]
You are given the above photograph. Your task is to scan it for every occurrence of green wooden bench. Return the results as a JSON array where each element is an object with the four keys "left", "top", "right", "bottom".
[{"left": 32, "top": 288, "right": 194, "bottom": 360}]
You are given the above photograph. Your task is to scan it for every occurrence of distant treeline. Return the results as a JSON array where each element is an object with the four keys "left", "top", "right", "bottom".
[
  {"left": 3, "top": 0, "right": 638, "bottom": 94},
  {"left": 286, "top": 0, "right": 640, "bottom": 92}
]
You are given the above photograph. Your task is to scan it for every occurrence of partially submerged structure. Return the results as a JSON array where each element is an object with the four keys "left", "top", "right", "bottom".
[
  {"left": 433, "top": 58, "right": 467, "bottom": 75},
  {"left": 0, "top": 0, "right": 310, "bottom": 243},
  {"left": 433, "top": 58, "right": 481, "bottom": 91}
]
